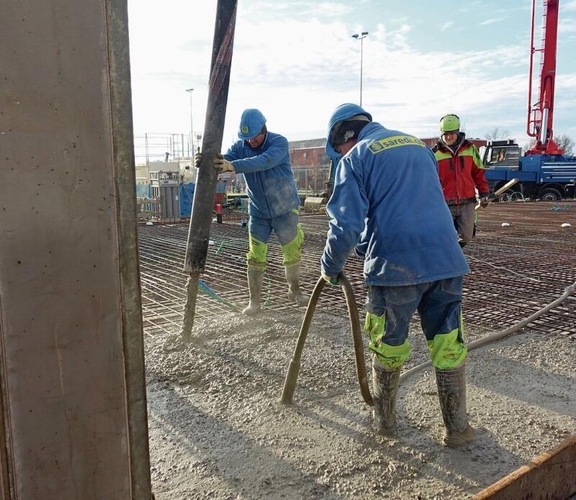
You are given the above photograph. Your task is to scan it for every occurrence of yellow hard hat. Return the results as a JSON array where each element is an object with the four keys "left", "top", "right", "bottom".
[{"left": 440, "top": 114, "right": 460, "bottom": 133}]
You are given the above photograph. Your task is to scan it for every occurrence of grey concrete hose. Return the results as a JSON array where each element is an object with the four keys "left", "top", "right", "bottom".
[
  {"left": 399, "top": 280, "right": 576, "bottom": 383},
  {"left": 280, "top": 272, "right": 373, "bottom": 406}
]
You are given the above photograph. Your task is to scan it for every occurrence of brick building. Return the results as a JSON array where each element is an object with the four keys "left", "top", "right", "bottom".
[
  {"left": 289, "top": 138, "right": 331, "bottom": 196},
  {"left": 288, "top": 137, "right": 487, "bottom": 196}
]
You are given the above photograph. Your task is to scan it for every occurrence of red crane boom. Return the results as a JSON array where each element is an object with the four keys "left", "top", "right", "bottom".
[{"left": 526, "top": 0, "right": 563, "bottom": 155}]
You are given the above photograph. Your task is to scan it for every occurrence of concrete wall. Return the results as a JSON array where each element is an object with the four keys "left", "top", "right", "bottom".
[{"left": 0, "top": 0, "right": 152, "bottom": 498}]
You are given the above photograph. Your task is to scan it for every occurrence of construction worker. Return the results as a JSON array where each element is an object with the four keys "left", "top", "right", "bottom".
[
  {"left": 198, "top": 108, "right": 308, "bottom": 315},
  {"left": 321, "top": 103, "right": 476, "bottom": 447},
  {"left": 432, "top": 114, "right": 490, "bottom": 247}
]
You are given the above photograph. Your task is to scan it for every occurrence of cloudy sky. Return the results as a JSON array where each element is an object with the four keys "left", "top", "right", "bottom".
[{"left": 127, "top": 0, "right": 576, "bottom": 153}]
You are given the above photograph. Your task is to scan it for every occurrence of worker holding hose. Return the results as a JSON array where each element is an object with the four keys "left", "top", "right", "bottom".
[
  {"left": 197, "top": 108, "right": 308, "bottom": 315},
  {"left": 321, "top": 103, "right": 476, "bottom": 447}
]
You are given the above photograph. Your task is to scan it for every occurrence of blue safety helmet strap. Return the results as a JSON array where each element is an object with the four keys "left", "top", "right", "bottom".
[
  {"left": 238, "top": 109, "right": 267, "bottom": 140},
  {"left": 326, "top": 103, "right": 372, "bottom": 157}
]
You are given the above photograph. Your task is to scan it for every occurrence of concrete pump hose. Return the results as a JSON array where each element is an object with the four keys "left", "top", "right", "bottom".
[
  {"left": 399, "top": 280, "right": 576, "bottom": 383},
  {"left": 280, "top": 271, "right": 373, "bottom": 406},
  {"left": 340, "top": 272, "right": 373, "bottom": 406}
]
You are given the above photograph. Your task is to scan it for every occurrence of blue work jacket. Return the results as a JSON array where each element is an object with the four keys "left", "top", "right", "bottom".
[
  {"left": 223, "top": 132, "right": 300, "bottom": 219},
  {"left": 321, "top": 122, "right": 470, "bottom": 286}
]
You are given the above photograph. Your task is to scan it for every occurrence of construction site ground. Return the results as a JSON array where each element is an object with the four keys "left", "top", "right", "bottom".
[{"left": 141, "top": 200, "right": 576, "bottom": 499}]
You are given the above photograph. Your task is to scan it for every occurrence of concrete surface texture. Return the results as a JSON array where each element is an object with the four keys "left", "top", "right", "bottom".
[
  {"left": 144, "top": 309, "right": 576, "bottom": 499},
  {"left": 142, "top": 201, "right": 576, "bottom": 498}
]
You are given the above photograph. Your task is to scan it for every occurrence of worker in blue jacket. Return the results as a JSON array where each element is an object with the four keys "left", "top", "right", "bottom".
[
  {"left": 205, "top": 108, "right": 308, "bottom": 315},
  {"left": 321, "top": 103, "right": 476, "bottom": 447}
]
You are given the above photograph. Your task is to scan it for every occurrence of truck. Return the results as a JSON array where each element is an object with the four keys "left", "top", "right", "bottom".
[
  {"left": 482, "top": 139, "right": 576, "bottom": 201},
  {"left": 482, "top": 0, "right": 576, "bottom": 201}
]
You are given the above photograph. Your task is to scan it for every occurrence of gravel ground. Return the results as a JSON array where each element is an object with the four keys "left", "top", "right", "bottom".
[{"left": 144, "top": 306, "right": 576, "bottom": 499}]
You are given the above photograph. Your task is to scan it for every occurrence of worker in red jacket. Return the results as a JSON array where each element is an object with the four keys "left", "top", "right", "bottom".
[{"left": 432, "top": 114, "right": 490, "bottom": 247}]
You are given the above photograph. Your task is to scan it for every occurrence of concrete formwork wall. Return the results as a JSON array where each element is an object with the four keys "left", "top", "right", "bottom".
[{"left": 0, "top": 0, "right": 151, "bottom": 499}]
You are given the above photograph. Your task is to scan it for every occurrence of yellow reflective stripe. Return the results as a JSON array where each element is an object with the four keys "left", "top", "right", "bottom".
[
  {"left": 365, "top": 312, "right": 385, "bottom": 340},
  {"left": 364, "top": 312, "right": 410, "bottom": 369},
  {"left": 426, "top": 328, "right": 467, "bottom": 370},
  {"left": 434, "top": 151, "right": 452, "bottom": 160},
  {"left": 246, "top": 234, "right": 268, "bottom": 268},
  {"left": 280, "top": 224, "right": 304, "bottom": 267},
  {"left": 371, "top": 341, "right": 411, "bottom": 370},
  {"left": 458, "top": 150, "right": 475, "bottom": 158}
]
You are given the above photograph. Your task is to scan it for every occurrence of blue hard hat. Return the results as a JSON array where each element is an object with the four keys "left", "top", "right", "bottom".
[
  {"left": 326, "top": 103, "right": 372, "bottom": 157},
  {"left": 238, "top": 109, "right": 267, "bottom": 140}
]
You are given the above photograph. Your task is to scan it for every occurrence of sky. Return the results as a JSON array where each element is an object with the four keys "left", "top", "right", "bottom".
[{"left": 127, "top": 0, "right": 576, "bottom": 155}]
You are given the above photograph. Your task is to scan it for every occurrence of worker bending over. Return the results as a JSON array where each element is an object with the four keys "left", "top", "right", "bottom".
[
  {"left": 432, "top": 114, "right": 490, "bottom": 247},
  {"left": 321, "top": 103, "right": 476, "bottom": 447},
  {"left": 199, "top": 108, "right": 308, "bottom": 315}
]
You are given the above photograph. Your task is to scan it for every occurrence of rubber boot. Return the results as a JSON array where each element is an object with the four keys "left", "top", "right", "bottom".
[
  {"left": 242, "top": 268, "right": 264, "bottom": 316},
  {"left": 372, "top": 356, "right": 401, "bottom": 437},
  {"left": 435, "top": 363, "right": 476, "bottom": 447},
  {"left": 285, "top": 264, "right": 309, "bottom": 306}
]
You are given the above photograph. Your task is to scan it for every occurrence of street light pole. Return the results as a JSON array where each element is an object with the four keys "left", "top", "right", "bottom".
[
  {"left": 186, "top": 88, "right": 194, "bottom": 156},
  {"left": 352, "top": 32, "right": 368, "bottom": 106}
]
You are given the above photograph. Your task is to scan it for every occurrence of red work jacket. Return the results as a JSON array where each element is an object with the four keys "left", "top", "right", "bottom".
[{"left": 433, "top": 137, "right": 490, "bottom": 205}]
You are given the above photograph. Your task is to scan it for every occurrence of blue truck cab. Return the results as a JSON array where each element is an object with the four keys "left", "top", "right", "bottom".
[{"left": 481, "top": 140, "right": 576, "bottom": 201}]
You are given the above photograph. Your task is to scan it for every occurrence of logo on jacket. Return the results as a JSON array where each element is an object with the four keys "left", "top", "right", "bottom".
[{"left": 369, "top": 135, "right": 427, "bottom": 154}]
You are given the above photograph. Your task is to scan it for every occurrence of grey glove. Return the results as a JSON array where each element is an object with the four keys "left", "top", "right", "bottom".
[
  {"left": 480, "top": 197, "right": 490, "bottom": 208},
  {"left": 213, "top": 153, "right": 235, "bottom": 173},
  {"left": 194, "top": 152, "right": 202, "bottom": 169}
]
